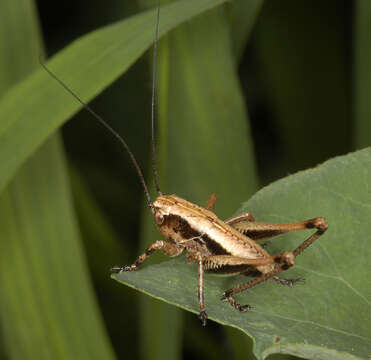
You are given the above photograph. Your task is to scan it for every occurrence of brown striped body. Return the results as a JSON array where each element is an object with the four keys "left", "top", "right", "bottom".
[
  {"left": 153, "top": 194, "right": 275, "bottom": 275},
  {"left": 113, "top": 194, "right": 327, "bottom": 326}
]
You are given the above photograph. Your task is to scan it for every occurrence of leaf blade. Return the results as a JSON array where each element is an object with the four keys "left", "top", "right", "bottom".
[
  {"left": 0, "top": 0, "right": 116, "bottom": 358},
  {"left": 113, "top": 148, "right": 371, "bottom": 360},
  {"left": 0, "top": 137, "right": 116, "bottom": 359}
]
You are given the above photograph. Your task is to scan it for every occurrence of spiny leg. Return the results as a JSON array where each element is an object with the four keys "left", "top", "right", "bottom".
[
  {"left": 221, "top": 276, "right": 265, "bottom": 312},
  {"left": 221, "top": 252, "right": 295, "bottom": 311},
  {"left": 111, "top": 241, "right": 183, "bottom": 273},
  {"left": 242, "top": 217, "right": 327, "bottom": 286},
  {"left": 199, "top": 254, "right": 277, "bottom": 312},
  {"left": 203, "top": 255, "right": 277, "bottom": 311},
  {"left": 198, "top": 259, "right": 207, "bottom": 326},
  {"left": 261, "top": 217, "right": 327, "bottom": 285},
  {"left": 221, "top": 218, "right": 328, "bottom": 311},
  {"left": 293, "top": 217, "right": 328, "bottom": 257},
  {"left": 222, "top": 267, "right": 284, "bottom": 311},
  {"left": 229, "top": 216, "right": 328, "bottom": 244}
]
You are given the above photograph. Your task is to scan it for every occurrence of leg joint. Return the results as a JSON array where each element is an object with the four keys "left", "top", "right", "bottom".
[
  {"left": 306, "top": 217, "right": 328, "bottom": 232},
  {"left": 274, "top": 251, "right": 295, "bottom": 269}
]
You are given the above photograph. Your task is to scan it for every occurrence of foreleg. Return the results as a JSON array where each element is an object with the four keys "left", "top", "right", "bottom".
[
  {"left": 198, "top": 259, "right": 207, "bottom": 326},
  {"left": 111, "top": 240, "right": 183, "bottom": 273}
]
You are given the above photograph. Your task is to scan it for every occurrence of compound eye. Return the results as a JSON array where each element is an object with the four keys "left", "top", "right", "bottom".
[{"left": 155, "top": 214, "right": 164, "bottom": 225}]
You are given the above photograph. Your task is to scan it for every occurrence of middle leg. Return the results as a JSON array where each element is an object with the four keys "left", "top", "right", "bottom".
[{"left": 198, "top": 259, "right": 208, "bottom": 326}]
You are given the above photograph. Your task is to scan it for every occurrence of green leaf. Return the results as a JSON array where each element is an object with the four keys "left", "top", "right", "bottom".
[
  {"left": 227, "top": 0, "right": 264, "bottom": 62},
  {"left": 0, "top": 0, "right": 227, "bottom": 194},
  {"left": 0, "top": 0, "right": 41, "bottom": 93},
  {"left": 113, "top": 148, "right": 371, "bottom": 360}
]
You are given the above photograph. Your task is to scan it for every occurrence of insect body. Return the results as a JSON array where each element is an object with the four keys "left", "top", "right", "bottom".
[{"left": 112, "top": 192, "right": 327, "bottom": 325}]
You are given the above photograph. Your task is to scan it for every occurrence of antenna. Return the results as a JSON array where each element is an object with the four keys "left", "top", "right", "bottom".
[
  {"left": 40, "top": 60, "right": 155, "bottom": 214},
  {"left": 41, "top": 2, "right": 164, "bottom": 211},
  {"left": 151, "top": 1, "right": 163, "bottom": 196}
]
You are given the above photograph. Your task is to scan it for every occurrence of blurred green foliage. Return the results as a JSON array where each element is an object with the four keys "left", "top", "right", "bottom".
[{"left": 0, "top": 0, "right": 369, "bottom": 359}]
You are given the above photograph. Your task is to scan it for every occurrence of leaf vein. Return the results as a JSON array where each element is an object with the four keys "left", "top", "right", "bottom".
[
  {"left": 252, "top": 310, "right": 371, "bottom": 343},
  {"left": 319, "top": 185, "right": 371, "bottom": 209},
  {"left": 296, "top": 265, "right": 371, "bottom": 306}
]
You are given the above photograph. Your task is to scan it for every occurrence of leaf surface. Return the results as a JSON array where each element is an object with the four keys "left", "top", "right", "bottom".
[{"left": 113, "top": 148, "right": 371, "bottom": 360}]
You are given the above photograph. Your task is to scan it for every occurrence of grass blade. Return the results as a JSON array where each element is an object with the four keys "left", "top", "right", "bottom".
[
  {"left": 0, "top": 138, "right": 116, "bottom": 359},
  {"left": 0, "top": 0, "right": 228, "bottom": 194},
  {"left": 0, "top": 0, "right": 115, "bottom": 358}
]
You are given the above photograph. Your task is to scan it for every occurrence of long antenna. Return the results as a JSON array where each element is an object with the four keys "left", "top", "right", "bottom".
[
  {"left": 151, "top": 1, "right": 163, "bottom": 196},
  {"left": 40, "top": 60, "right": 155, "bottom": 214}
]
